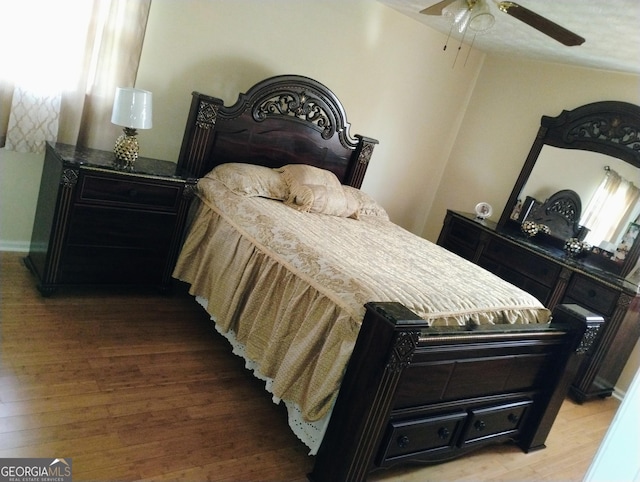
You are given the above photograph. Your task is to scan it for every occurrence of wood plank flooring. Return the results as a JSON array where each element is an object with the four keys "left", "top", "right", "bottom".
[{"left": 0, "top": 251, "right": 619, "bottom": 481}]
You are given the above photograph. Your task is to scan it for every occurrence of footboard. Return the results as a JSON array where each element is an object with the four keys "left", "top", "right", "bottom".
[{"left": 310, "top": 302, "right": 597, "bottom": 482}]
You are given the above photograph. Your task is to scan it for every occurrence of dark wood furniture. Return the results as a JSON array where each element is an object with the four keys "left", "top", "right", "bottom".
[
  {"left": 177, "top": 75, "right": 378, "bottom": 187},
  {"left": 499, "top": 100, "right": 640, "bottom": 278},
  {"left": 176, "top": 75, "right": 594, "bottom": 482},
  {"left": 313, "top": 302, "right": 594, "bottom": 482},
  {"left": 482, "top": 100, "right": 640, "bottom": 402},
  {"left": 24, "top": 142, "right": 196, "bottom": 295},
  {"left": 438, "top": 210, "right": 639, "bottom": 403}
]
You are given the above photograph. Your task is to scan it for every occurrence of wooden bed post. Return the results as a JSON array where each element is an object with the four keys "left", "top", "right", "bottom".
[
  {"left": 177, "top": 92, "right": 224, "bottom": 177},
  {"left": 348, "top": 135, "right": 379, "bottom": 189},
  {"left": 309, "top": 302, "right": 427, "bottom": 482},
  {"left": 518, "top": 304, "right": 602, "bottom": 452}
]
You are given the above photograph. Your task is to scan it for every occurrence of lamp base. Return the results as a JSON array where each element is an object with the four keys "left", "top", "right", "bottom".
[{"left": 114, "top": 127, "right": 139, "bottom": 170}]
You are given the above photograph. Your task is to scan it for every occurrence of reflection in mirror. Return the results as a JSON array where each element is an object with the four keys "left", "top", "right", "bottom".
[
  {"left": 498, "top": 100, "right": 640, "bottom": 278},
  {"left": 520, "top": 146, "right": 640, "bottom": 251}
]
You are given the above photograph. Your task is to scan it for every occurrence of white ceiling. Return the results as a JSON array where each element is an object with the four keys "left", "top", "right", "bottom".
[{"left": 377, "top": 0, "right": 640, "bottom": 75}]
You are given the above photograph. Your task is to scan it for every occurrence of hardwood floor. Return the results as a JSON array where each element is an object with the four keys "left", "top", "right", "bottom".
[{"left": 0, "top": 251, "right": 620, "bottom": 481}]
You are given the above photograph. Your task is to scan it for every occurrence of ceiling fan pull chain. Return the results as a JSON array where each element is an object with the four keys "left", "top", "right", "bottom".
[
  {"left": 443, "top": 20, "right": 455, "bottom": 51},
  {"left": 464, "top": 33, "right": 476, "bottom": 67},
  {"left": 452, "top": 19, "right": 469, "bottom": 68}
]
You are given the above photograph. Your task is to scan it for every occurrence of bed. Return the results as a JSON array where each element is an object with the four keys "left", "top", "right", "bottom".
[{"left": 172, "top": 75, "right": 596, "bottom": 481}]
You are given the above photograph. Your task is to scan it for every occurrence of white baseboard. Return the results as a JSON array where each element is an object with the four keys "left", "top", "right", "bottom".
[
  {"left": 612, "top": 386, "right": 626, "bottom": 401},
  {"left": 0, "top": 242, "right": 30, "bottom": 252}
]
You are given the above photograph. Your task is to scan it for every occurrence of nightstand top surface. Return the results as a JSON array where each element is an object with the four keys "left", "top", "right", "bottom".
[{"left": 48, "top": 142, "right": 195, "bottom": 180}]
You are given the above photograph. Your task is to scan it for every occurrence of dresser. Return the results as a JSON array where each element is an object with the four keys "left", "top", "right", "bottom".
[
  {"left": 438, "top": 210, "right": 640, "bottom": 402},
  {"left": 24, "top": 143, "right": 197, "bottom": 295}
]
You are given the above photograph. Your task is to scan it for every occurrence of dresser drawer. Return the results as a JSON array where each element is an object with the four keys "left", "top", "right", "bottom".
[
  {"left": 439, "top": 216, "right": 483, "bottom": 261},
  {"left": 478, "top": 256, "right": 553, "bottom": 304},
  {"left": 379, "top": 412, "right": 467, "bottom": 463},
  {"left": 563, "top": 274, "right": 619, "bottom": 316},
  {"left": 482, "top": 238, "right": 560, "bottom": 287},
  {"left": 461, "top": 400, "right": 532, "bottom": 446},
  {"left": 77, "top": 173, "right": 182, "bottom": 211}
]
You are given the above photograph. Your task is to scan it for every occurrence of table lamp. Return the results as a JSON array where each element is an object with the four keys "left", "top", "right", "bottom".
[{"left": 111, "top": 87, "right": 153, "bottom": 169}]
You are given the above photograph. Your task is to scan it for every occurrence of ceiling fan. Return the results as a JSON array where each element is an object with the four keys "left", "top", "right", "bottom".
[{"left": 420, "top": 0, "right": 585, "bottom": 46}]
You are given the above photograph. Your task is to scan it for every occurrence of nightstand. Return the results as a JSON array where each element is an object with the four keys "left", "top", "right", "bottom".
[{"left": 24, "top": 142, "right": 197, "bottom": 295}]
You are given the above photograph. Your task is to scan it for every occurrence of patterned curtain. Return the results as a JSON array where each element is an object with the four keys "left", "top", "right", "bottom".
[
  {"left": 0, "top": 0, "right": 150, "bottom": 153},
  {"left": 4, "top": 89, "right": 62, "bottom": 152},
  {"left": 581, "top": 168, "right": 640, "bottom": 248}
]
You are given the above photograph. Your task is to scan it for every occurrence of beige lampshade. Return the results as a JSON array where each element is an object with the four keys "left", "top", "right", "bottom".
[{"left": 111, "top": 87, "right": 153, "bottom": 129}]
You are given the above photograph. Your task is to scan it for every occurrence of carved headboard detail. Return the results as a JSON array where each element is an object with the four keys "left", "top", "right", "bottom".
[
  {"left": 528, "top": 189, "right": 583, "bottom": 240},
  {"left": 177, "top": 75, "right": 378, "bottom": 188}
]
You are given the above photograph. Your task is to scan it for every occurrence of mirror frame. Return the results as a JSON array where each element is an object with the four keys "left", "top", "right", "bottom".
[{"left": 498, "top": 100, "right": 640, "bottom": 278}]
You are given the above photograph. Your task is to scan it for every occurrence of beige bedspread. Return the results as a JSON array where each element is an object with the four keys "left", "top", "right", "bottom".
[{"left": 173, "top": 177, "right": 550, "bottom": 421}]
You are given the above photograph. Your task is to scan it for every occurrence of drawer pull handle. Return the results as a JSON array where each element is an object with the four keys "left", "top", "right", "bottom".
[
  {"left": 588, "top": 289, "right": 596, "bottom": 298},
  {"left": 437, "top": 427, "right": 450, "bottom": 440},
  {"left": 508, "top": 413, "right": 520, "bottom": 424},
  {"left": 397, "top": 435, "right": 410, "bottom": 448},
  {"left": 474, "top": 420, "right": 486, "bottom": 431}
]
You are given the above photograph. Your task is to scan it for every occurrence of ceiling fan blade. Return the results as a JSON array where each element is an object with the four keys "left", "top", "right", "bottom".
[
  {"left": 420, "top": 0, "right": 458, "bottom": 15},
  {"left": 497, "top": 2, "right": 585, "bottom": 46}
]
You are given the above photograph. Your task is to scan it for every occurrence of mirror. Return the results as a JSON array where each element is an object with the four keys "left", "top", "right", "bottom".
[
  {"left": 520, "top": 146, "right": 640, "bottom": 249},
  {"left": 498, "top": 101, "right": 640, "bottom": 278}
]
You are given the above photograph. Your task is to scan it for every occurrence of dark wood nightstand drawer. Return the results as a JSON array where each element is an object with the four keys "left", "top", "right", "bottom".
[
  {"left": 66, "top": 206, "right": 175, "bottom": 248},
  {"left": 59, "top": 246, "right": 167, "bottom": 284},
  {"left": 564, "top": 274, "right": 618, "bottom": 316},
  {"left": 78, "top": 173, "right": 182, "bottom": 211},
  {"left": 483, "top": 238, "right": 560, "bottom": 287},
  {"left": 461, "top": 400, "right": 532, "bottom": 446},
  {"left": 379, "top": 412, "right": 467, "bottom": 462}
]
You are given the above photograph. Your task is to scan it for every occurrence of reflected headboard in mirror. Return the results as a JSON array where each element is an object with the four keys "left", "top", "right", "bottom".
[
  {"left": 498, "top": 101, "right": 640, "bottom": 277},
  {"left": 525, "top": 189, "right": 584, "bottom": 241}
]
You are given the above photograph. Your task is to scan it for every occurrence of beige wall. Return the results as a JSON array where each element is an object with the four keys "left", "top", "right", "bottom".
[
  {"left": 134, "top": 0, "right": 484, "bottom": 235},
  {"left": 1, "top": 0, "right": 483, "bottom": 250},
  {"left": 422, "top": 55, "right": 640, "bottom": 242},
  {"left": 0, "top": 149, "right": 44, "bottom": 250}
]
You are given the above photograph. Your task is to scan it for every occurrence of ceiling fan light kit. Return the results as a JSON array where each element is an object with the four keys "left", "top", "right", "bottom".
[
  {"left": 442, "top": 0, "right": 495, "bottom": 34},
  {"left": 421, "top": 0, "right": 585, "bottom": 46},
  {"left": 468, "top": 4, "right": 495, "bottom": 32}
]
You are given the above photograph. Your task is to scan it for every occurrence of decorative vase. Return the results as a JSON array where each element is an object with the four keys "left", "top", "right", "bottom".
[
  {"left": 114, "top": 127, "right": 140, "bottom": 170},
  {"left": 521, "top": 221, "right": 539, "bottom": 237},
  {"left": 564, "top": 237, "right": 588, "bottom": 257}
]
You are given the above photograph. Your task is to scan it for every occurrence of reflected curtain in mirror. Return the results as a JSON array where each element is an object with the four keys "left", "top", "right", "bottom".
[{"left": 581, "top": 168, "right": 640, "bottom": 249}]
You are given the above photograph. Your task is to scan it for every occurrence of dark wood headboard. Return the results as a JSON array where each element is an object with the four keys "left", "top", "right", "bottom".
[{"left": 177, "top": 75, "right": 378, "bottom": 188}]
